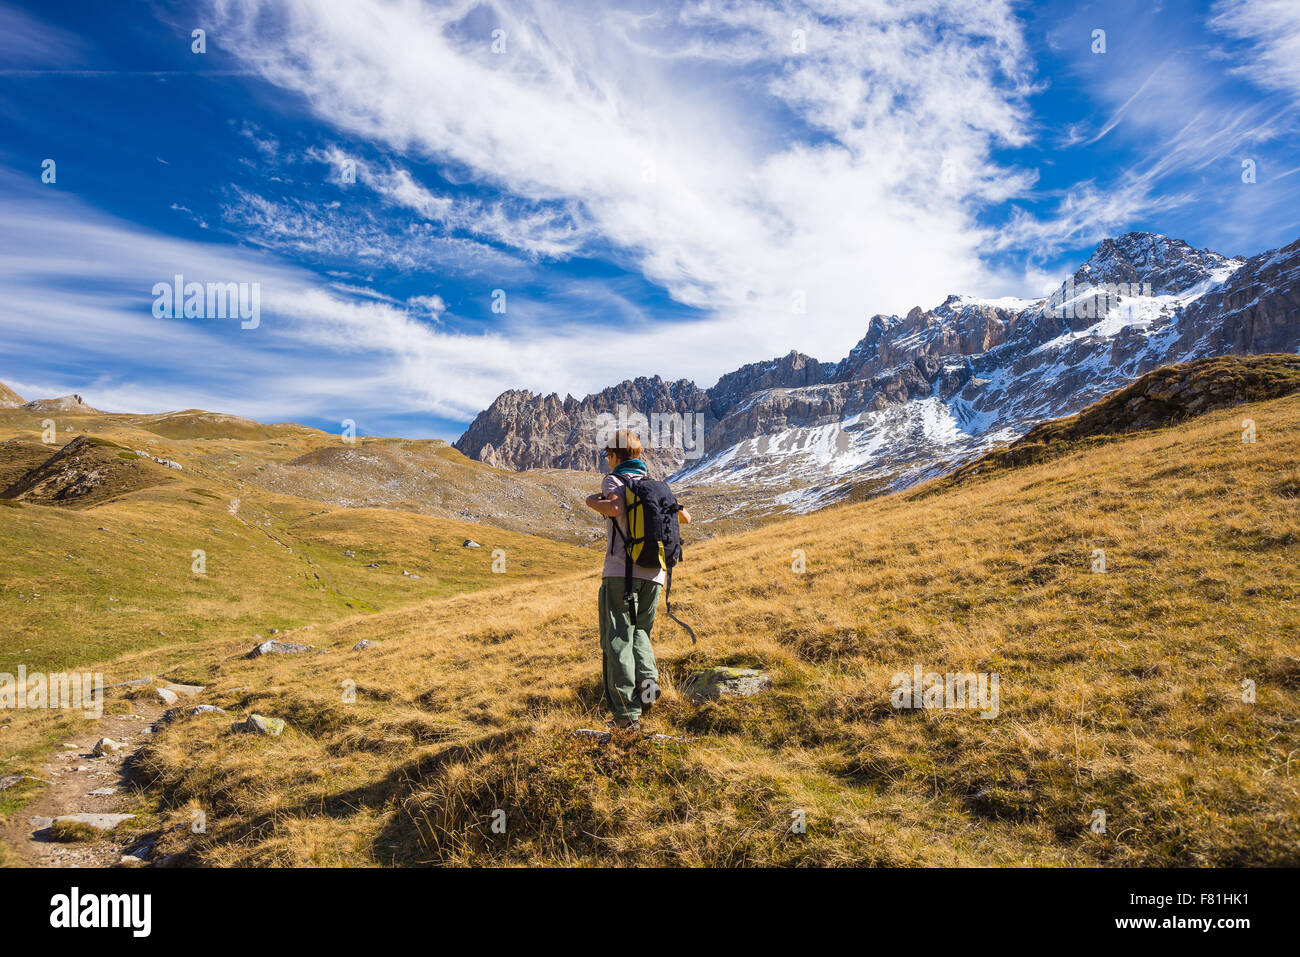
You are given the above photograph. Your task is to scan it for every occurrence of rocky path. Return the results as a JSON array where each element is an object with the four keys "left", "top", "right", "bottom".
[{"left": 0, "top": 698, "right": 167, "bottom": 867}]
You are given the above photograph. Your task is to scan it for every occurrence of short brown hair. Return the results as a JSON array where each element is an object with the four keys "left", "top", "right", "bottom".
[{"left": 604, "top": 428, "right": 643, "bottom": 463}]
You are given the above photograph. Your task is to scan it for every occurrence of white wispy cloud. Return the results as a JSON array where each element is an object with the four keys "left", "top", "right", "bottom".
[
  {"left": 220, "top": 186, "right": 527, "bottom": 276},
  {"left": 0, "top": 175, "right": 715, "bottom": 428},
  {"left": 0, "top": 3, "right": 89, "bottom": 67},
  {"left": 203, "top": 0, "right": 1041, "bottom": 366},
  {"left": 1210, "top": 0, "right": 1300, "bottom": 104},
  {"left": 305, "top": 144, "right": 595, "bottom": 258},
  {"left": 1005, "top": 0, "right": 1300, "bottom": 259}
]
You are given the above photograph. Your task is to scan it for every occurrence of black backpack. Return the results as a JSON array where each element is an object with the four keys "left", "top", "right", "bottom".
[{"left": 608, "top": 473, "right": 696, "bottom": 643}]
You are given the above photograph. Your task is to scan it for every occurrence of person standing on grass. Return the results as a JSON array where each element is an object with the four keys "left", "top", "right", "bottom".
[{"left": 585, "top": 428, "right": 691, "bottom": 730}]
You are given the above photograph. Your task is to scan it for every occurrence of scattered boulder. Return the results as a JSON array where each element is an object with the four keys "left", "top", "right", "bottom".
[
  {"left": 232, "top": 714, "right": 285, "bottom": 736},
  {"left": 352, "top": 640, "right": 380, "bottom": 651},
  {"left": 48, "top": 813, "right": 135, "bottom": 840},
  {"left": 88, "top": 787, "right": 119, "bottom": 796},
  {"left": 155, "top": 702, "right": 228, "bottom": 730},
  {"left": 154, "top": 687, "right": 179, "bottom": 706},
  {"left": 123, "top": 841, "right": 154, "bottom": 861},
  {"left": 682, "top": 667, "right": 772, "bottom": 702},
  {"left": 247, "top": 639, "right": 310, "bottom": 658},
  {"left": 91, "top": 738, "right": 123, "bottom": 757},
  {"left": 463, "top": 539, "right": 481, "bottom": 548},
  {"left": 163, "top": 682, "right": 205, "bottom": 698}
]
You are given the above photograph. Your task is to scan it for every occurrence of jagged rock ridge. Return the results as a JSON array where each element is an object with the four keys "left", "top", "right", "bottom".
[{"left": 454, "top": 231, "right": 1299, "bottom": 506}]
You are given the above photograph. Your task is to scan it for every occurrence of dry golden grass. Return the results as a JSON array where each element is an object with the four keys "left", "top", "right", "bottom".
[{"left": 92, "top": 390, "right": 1299, "bottom": 867}]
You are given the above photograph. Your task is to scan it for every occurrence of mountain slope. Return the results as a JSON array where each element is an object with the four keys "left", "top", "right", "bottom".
[
  {"left": 26, "top": 385, "right": 1294, "bottom": 867},
  {"left": 243, "top": 438, "right": 605, "bottom": 544},
  {"left": 453, "top": 378, "right": 712, "bottom": 477},
  {"left": 0, "top": 455, "right": 593, "bottom": 675},
  {"left": 138, "top": 410, "right": 282, "bottom": 441},
  {"left": 939, "top": 354, "right": 1300, "bottom": 484},
  {"left": 0, "top": 381, "right": 24, "bottom": 409},
  {"left": 0, "top": 399, "right": 614, "bottom": 545},
  {"left": 1, "top": 436, "right": 175, "bottom": 508},
  {"left": 21, "top": 394, "right": 100, "bottom": 414}
]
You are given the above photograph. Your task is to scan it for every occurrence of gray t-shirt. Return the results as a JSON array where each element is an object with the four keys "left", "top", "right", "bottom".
[{"left": 601, "top": 472, "right": 667, "bottom": 585}]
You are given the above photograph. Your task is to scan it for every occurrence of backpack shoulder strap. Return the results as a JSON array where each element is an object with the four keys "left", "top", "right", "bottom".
[{"left": 608, "top": 471, "right": 640, "bottom": 606}]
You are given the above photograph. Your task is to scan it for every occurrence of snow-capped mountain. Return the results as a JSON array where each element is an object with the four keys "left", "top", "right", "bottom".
[{"left": 454, "top": 232, "right": 1300, "bottom": 510}]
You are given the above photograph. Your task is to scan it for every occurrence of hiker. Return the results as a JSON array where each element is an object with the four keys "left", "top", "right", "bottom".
[{"left": 585, "top": 429, "right": 691, "bottom": 730}]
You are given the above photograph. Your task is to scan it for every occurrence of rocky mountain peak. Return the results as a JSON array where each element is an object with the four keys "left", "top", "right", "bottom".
[
  {"left": 1073, "top": 231, "right": 1243, "bottom": 295},
  {"left": 454, "top": 229, "right": 1295, "bottom": 496},
  {"left": 707, "top": 350, "right": 830, "bottom": 419},
  {"left": 20, "top": 394, "right": 101, "bottom": 414}
]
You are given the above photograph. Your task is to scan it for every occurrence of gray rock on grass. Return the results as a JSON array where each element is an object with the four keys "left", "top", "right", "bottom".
[
  {"left": 247, "top": 639, "right": 310, "bottom": 658},
  {"left": 682, "top": 667, "right": 772, "bottom": 702},
  {"left": 232, "top": 714, "right": 285, "bottom": 735},
  {"left": 52, "top": 812, "right": 135, "bottom": 831}
]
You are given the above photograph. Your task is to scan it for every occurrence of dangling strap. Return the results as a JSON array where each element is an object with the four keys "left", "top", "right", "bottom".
[
  {"left": 662, "top": 565, "right": 696, "bottom": 644},
  {"left": 607, "top": 475, "right": 638, "bottom": 619}
]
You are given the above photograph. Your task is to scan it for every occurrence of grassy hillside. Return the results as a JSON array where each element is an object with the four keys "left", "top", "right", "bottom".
[
  {"left": 0, "top": 478, "right": 591, "bottom": 675},
  {"left": 942, "top": 353, "right": 1300, "bottom": 485},
  {"left": 0, "top": 406, "right": 606, "bottom": 545},
  {"left": 6, "top": 388, "right": 1287, "bottom": 866},
  {"left": 241, "top": 437, "right": 608, "bottom": 544},
  {"left": 0, "top": 406, "right": 595, "bottom": 673},
  {"left": 135, "top": 410, "right": 284, "bottom": 441}
]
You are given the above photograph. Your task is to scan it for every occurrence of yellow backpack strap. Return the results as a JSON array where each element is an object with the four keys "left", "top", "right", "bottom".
[{"left": 609, "top": 474, "right": 637, "bottom": 614}]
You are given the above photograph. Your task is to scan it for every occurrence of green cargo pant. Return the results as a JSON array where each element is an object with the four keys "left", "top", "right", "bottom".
[{"left": 598, "top": 577, "right": 661, "bottom": 722}]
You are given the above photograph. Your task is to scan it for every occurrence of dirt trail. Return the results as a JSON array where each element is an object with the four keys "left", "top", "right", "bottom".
[{"left": 0, "top": 701, "right": 166, "bottom": 867}]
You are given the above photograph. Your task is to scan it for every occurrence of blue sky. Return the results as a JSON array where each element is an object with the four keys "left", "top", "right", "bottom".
[{"left": 1, "top": 0, "right": 1297, "bottom": 440}]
